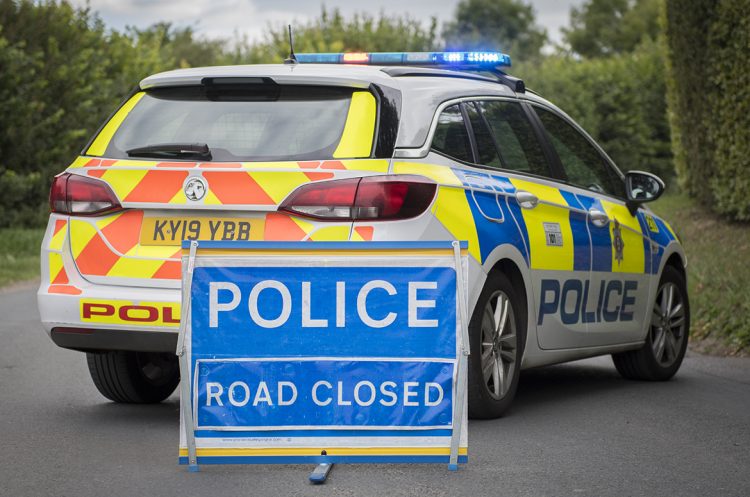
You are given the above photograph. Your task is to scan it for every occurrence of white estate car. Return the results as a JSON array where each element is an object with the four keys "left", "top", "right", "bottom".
[{"left": 38, "top": 51, "right": 688, "bottom": 418}]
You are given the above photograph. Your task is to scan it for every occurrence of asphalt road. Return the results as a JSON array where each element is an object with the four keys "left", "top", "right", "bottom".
[{"left": 1, "top": 284, "right": 749, "bottom": 497}]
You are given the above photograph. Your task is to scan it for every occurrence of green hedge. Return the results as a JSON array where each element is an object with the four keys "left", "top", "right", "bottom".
[
  {"left": 0, "top": 1, "right": 143, "bottom": 227},
  {"left": 707, "top": 1, "right": 750, "bottom": 221},
  {"left": 515, "top": 40, "right": 674, "bottom": 184},
  {"left": 663, "top": 0, "right": 750, "bottom": 221},
  {"left": 0, "top": 1, "right": 236, "bottom": 228}
]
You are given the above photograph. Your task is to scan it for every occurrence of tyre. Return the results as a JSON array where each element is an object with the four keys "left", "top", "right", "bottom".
[
  {"left": 467, "top": 271, "right": 526, "bottom": 419},
  {"left": 86, "top": 350, "right": 180, "bottom": 403},
  {"left": 612, "top": 265, "right": 689, "bottom": 381}
]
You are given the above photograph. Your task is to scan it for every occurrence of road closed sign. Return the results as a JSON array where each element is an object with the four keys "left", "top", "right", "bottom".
[{"left": 177, "top": 241, "right": 469, "bottom": 469}]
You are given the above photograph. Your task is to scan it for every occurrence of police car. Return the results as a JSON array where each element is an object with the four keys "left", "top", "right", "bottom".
[{"left": 38, "top": 51, "right": 688, "bottom": 418}]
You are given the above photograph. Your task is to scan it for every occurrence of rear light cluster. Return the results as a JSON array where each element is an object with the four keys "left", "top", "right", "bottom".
[
  {"left": 279, "top": 175, "right": 437, "bottom": 221},
  {"left": 49, "top": 173, "right": 122, "bottom": 216}
]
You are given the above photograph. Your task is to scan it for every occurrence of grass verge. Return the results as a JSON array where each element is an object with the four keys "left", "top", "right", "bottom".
[
  {"left": 651, "top": 193, "right": 750, "bottom": 356},
  {"left": 0, "top": 228, "right": 44, "bottom": 288}
]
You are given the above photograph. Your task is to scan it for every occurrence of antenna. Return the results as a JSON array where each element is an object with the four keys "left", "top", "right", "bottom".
[{"left": 284, "top": 25, "right": 297, "bottom": 64}]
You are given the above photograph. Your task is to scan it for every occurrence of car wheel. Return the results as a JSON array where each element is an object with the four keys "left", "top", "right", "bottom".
[
  {"left": 612, "top": 265, "right": 689, "bottom": 381},
  {"left": 86, "top": 350, "right": 180, "bottom": 403},
  {"left": 467, "top": 271, "right": 526, "bottom": 419}
]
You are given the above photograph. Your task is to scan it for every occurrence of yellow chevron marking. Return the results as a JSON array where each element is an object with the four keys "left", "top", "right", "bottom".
[
  {"left": 132, "top": 244, "right": 184, "bottom": 259},
  {"left": 95, "top": 211, "right": 124, "bottom": 231},
  {"left": 203, "top": 189, "right": 223, "bottom": 205},
  {"left": 341, "top": 159, "right": 389, "bottom": 173},
  {"left": 509, "top": 179, "right": 574, "bottom": 271},
  {"left": 601, "top": 200, "right": 646, "bottom": 273},
  {"left": 67, "top": 156, "right": 92, "bottom": 169},
  {"left": 308, "top": 225, "right": 351, "bottom": 241},
  {"left": 101, "top": 159, "right": 158, "bottom": 168},
  {"left": 49, "top": 224, "right": 67, "bottom": 251},
  {"left": 169, "top": 189, "right": 187, "bottom": 204},
  {"left": 106, "top": 246, "right": 164, "bottom": 279},
  {"left": 333, "top": 91, "right": 376, "bottom": 159},
  {"left": 69, "top": 220, "right": 99, "bottom": 259},
  {"left": 291, "top": 217, "right": 315, "bottom": 236},
  {"left": 392, "top": 162, "right": 464, "bottom": 187},
  {"left": 48, "top": 252, "right": 64, "bottom": 283},
  {"left": 86, "top": 92, "right": 145, "bottom": 156},
  {"left": 99, "top": 169, "right": 149, "bottom": 201},
  {"left": 432, "top": 186, "right": 481, "bottom": 262},
  {"left": 248, "top": 171, "right": 310, "bottom": 204}
]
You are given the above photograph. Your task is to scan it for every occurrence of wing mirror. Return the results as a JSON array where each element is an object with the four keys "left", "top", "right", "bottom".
[{"left": 625, "top": 170, "right": 665, "bottom": 215}]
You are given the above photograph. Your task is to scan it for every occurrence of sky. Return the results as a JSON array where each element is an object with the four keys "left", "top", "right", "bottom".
[{"left": 69, "top": 0, "right": 584, "bottom": 48}]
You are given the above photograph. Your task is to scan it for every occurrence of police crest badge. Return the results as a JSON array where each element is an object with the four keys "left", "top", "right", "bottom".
[{"left": 613, "top": 219, "right": 625, "bottom": 265}]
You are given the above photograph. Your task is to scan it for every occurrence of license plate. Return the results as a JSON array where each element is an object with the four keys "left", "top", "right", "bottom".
[{"left": 139, "top": 217, "right": 264, "bottom": 246}]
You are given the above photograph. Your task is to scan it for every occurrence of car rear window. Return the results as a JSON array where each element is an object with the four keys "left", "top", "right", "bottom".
[{"left": 103, "top": 85, "right": 372, "bottom": 161}]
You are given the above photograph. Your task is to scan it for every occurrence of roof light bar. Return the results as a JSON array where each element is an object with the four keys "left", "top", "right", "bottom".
[{"left": 295, "top": 51, "right": 512, "bottom": 67}]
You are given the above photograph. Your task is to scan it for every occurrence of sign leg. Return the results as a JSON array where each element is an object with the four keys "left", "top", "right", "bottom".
[
  {"left": 449, "top": 241, "right": 470, "bottom": 471},
  {"left": 179, "top": 353, "right": 199, "bottom": 472}
]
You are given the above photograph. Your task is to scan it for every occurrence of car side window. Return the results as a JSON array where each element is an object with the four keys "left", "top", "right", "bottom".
[
  {"left": 431, "top": 104, "right": 473, "bottom": 163},
  {"left": 464, "top": 103, "right": 501, "bottom": 168},
  {"left": 476, "top": 100, "right": 551, "bottom": 178},
  {"left": 534, "top": 106, "right": 625, "bottom": 197}
]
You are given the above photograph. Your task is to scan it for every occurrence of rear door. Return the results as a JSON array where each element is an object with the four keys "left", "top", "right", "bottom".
[
  {"left": 473, "top": 100, "right": 595, "bottom": 350},
  {"left": 531, "top": 105, "right": 652, "bottom": 347}
]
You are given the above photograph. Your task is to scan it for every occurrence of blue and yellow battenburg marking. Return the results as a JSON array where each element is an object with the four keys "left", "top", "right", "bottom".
[{"left": 409, "top": 162, "right": 674, "bottom": 275}]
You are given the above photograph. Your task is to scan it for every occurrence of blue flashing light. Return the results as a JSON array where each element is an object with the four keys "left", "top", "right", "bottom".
[{"left": 295, "top": 51, "right": 512, "bottom": 67}]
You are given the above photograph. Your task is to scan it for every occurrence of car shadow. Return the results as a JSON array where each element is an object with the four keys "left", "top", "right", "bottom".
[
  {"left": 72, "top": 396, "right": 181, "bottom": 429},
  {"left": 509, "top": 359, "right": 631, "bottom": 415}
]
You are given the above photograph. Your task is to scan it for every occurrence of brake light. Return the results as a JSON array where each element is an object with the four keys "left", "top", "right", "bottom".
[
  {"left": 49, "top": 173, "right": 122, "bottom": 216},
  {"left": 279, "top": 175, "right": 436, "bottom": 221}
]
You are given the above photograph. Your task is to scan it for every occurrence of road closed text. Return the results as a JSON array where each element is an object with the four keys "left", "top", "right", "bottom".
[
  {"left": 196, "top": 359, "right": 454, "bottom": 428},
  {"left": 205, "top": 379, "right": 445, "bottom": 408}
]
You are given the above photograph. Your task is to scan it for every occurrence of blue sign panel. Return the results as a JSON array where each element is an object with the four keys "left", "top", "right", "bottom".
[
  {"left": 190, "top": 266, "right": 457, "bottom": 359},
  {"left": 195, "top": 359, "right": 454, "bottom": 429},
  {"left": 179, "top": 242, "right": 468, "bottom": 468}
]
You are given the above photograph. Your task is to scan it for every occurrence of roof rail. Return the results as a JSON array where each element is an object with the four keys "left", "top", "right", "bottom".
[{"left": 380, "top": 66, "right": 525, "bottom": 94}]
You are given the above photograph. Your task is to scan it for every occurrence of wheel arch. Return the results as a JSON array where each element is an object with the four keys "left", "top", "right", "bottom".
[
  {"left": 480, "top": 244, "right": 535, "bottom": 365},
  {"left": 664, "top": 251, "right": 686, "bottom": 281}
]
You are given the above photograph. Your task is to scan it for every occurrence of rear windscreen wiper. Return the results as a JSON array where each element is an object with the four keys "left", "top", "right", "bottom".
[{"left": 126, "top": 143, "right": 212, "bottom": 160}]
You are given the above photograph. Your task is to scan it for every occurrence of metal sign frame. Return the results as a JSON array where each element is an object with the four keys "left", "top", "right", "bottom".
[{"left": 177, "top": 240, "right": 469, "bottom": 472}]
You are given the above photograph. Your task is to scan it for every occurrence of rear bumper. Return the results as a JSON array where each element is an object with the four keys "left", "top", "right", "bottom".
[
  {"left": 51, "top": 327, "right": 177, "bottom": 353},
  {"left": 38, "top": 276, "right": 180, "bottom": 353}
]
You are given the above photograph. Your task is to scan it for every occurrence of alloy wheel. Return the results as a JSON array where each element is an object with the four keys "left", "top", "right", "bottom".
[
  {"left": 650, "top": 282, "right": 687, "bottom": 367},
  {"left": 480, "top": 290, "right": 518, "bottom": 399}
]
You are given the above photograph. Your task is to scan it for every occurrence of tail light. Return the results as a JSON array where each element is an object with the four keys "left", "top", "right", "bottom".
[
  {"left": 279, "top": 175, "right": 437, "bottom": 221},
  {"left": 49, "top": 173, "right": 122, "bottom": 216}
]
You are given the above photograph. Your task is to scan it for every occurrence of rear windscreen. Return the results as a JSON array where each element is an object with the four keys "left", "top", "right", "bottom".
[{"left": 104, "top": 85, "right": 370, "bottom": 161}]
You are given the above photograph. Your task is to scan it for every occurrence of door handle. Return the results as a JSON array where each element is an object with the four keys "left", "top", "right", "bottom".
[
  {"left": 588, "top": 208, "right": 610, "bottom": 227},
  {"left": 515, "top": 191, "right": 539, "bottom": 209}
]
